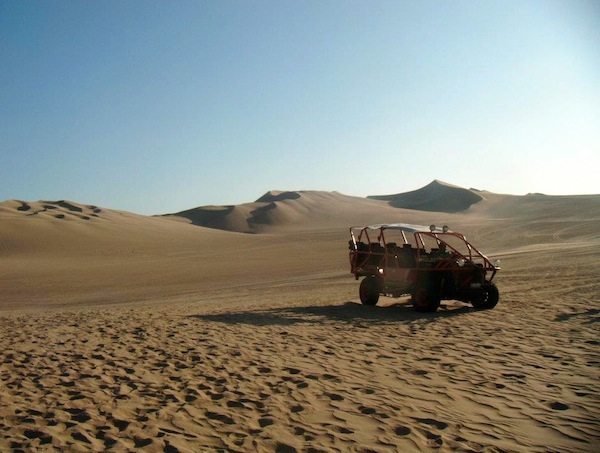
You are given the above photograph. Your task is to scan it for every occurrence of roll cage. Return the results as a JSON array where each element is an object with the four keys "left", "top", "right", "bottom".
[{"left": 349, "top": 223, "right": 499, "bottom": 280}]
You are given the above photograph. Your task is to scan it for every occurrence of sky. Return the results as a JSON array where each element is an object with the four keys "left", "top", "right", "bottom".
[{"left": 1, "top": 0, "right": 599, "bottom": 214}]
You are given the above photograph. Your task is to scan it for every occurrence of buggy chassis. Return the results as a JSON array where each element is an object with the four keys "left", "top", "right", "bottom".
[{"left": 349, "top": 224, "right": 500, "bottom": 311}]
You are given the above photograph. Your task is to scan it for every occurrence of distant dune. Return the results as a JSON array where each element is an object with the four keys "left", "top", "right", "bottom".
[
  {"left": 368, "top": 179, "right": 484, "bottom": 213},
  {"left": 0, "top": 199, "right": 105, "bottom": 222},
  {"left": 161, "top": 180, "right": 490, "bottom": 233},
  {"left": 0, "top": 198, "right": 254, "bottom": 307},
  {"left": 2, "top": 185, "right": 599, "bottom": 306},
  {"left": 255, "top": 190, "right": 302, "bottom": 203},
  {"left": 160, "top": 190, "right": 449, "bottom": 233}
]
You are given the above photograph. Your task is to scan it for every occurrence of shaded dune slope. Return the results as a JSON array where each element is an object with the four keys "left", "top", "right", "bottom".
[{"left": 368, "top": 180, "right": 484, "bottom": 213}]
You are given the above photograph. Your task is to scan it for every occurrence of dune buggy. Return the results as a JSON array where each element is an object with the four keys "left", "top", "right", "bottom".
[{"left": 349, "top": 224, "right": 500, "bottom": 312}]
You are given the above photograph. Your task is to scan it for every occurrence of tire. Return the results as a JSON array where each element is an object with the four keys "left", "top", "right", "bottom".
[
  {"left": 471, "top": 282, "right": 499, "bottom": 309},
  {"left": 412, "top": 277, "right": 441, "bottom": 312},
  {"left": 359, "top": 276, "right": 380, "bottom": 306}
]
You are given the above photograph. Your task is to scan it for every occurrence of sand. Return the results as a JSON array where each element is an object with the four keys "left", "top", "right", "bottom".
[
  {"left": 369, "top": 180, "right": 484, "bottom": 213},
  {"left": 1, "top": 185, "right": 599, "bottom": 451}
]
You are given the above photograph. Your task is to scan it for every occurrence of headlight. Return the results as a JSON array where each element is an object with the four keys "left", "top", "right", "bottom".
[{"left": 456, "top": 258, "right": 465, "bottom": 267}]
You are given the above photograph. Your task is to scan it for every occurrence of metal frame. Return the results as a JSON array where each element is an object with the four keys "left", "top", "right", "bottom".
[{"left": 349, "top": 224, "right": 499, "bottom": 283}]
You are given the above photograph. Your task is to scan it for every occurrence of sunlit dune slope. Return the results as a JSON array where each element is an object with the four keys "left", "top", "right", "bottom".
[{"left": 0, "top": 199, "right": 305, "bottom": 307}]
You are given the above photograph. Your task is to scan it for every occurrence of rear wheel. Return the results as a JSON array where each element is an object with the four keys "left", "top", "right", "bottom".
[
  {"left": 412, "top": 277, "right": 441, "bottom": 312},
  {"left": 359, "top": 276, "right": 380, "bottom": 306},
  {"left": 471, "top": 282, "right": 499, "bottom": 309}
]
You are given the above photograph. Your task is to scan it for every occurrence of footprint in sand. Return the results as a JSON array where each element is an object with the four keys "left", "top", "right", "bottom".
[
  {"left": 67, "top": 409, "right": 91, "bottom": 423},
  {"left": 71, "top": 431, "right": 91, "bottom": 444},
  {"left": 227, "top": 400, "right": 245, "bottom": 408},
  {"left": 415, "top": 417, "right": 448, "bottom": 430},
  {"left": 258, "top": 417, "right": 274, "bottom": 427},
  {"left": 24, "top": 429, "right": 52, "bottom": 444},
  {"left": 418, "top": 429, "right": 443, "bottom": 447},
  {"left": 112, "top": 418, "right": 129, "bottom": 431},
  {"left": 164, "top": 443, "right": 179, "bottom": 453},
  {"left": 275, "top": 442, "right": 297, "bottom": 453},
  {"left": 549, "top": 402, "right": 569, "bottom": 410},
  {"left": 395, "top": 425, "right": 411, "bottom": 436},
  {"left": 134, "top": 437, "right": 153, "bottom": 448},
  {"left": 325, "top": 392, "right": 344, "bottom": 401}
]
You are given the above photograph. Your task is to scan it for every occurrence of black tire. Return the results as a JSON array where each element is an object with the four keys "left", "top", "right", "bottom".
[
  {"left": 471, "top": 282, "right": 499, "bottom": 309},
  {"left": 412, "top": 277, "right": 441, "bottom": 312},
  {"left": 359, "top": 276, "right": 380, "bottom": 306}
]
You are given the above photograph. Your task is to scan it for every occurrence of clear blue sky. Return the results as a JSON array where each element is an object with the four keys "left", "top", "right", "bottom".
[{"left": 1, "top": 0, "right": 599, "bottom": 214}]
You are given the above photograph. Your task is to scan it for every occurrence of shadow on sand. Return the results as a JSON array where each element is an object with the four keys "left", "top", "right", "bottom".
[
  {"left": 189, "top": 300, "right": 475, "bottom": 327},
  {"left": 554, "top": 308, "right": 600, "bottom": 324}
]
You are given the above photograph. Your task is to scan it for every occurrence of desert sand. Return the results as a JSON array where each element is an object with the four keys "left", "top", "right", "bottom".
[{"left": 1, "top": 182, "right": 599, "bottom": 452}]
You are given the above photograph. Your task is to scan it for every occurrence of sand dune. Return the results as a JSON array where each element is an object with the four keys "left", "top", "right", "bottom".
[
  {"left": 369, "top": 180, "right": 484, "bottom": 213},
  {"left": 161, "top": 180, "right": 555, "bottom": 234},
  {"left": 1, "top": 185, "right": 599, "bottom": 451},
  {"left": 255, "top": 190, "right": 302, "bottom": 203},
  {"left": 160, "top": 182, "right": 509, "bottom": 234},
  {"left": 161, "top": 190, "right": 455, "bottom": 233},
  {"left": 0, "top": 199, "right": 104, "bottom": 222}
]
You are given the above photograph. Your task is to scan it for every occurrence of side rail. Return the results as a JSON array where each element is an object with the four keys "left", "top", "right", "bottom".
[
  {"left": 349, "top": 227, "right": 385, "bottom": 277},
  {"left": 415, "top": 232, "right": 498, "bottom": 277}
]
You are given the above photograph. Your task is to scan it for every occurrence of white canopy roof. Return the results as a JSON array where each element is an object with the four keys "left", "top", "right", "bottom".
[{"left": 354, "top": 223, "right": 450, "bottom": 233}]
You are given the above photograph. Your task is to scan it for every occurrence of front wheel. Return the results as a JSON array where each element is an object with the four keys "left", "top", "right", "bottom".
[
  {"left": 471, "top": 282, "right": 499, "bottom": 309},
  {"left": 359, "top": 276, "right": 380, "bottom": 306}
]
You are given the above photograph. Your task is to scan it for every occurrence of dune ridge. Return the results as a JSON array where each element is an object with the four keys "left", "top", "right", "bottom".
[
  {"left": 255, "top": 190, "right": 302, "bottom": 203},
  {"left": 160, "top": 181, "right": 488, "bottom": 233},
  {"left": 0, "top": 199, "right": 104, "bottom": 222},
  {"left": 368, "top": 180, "right": 484, "bottom": 213},
  {"left": 160, "top": 190, "right": 453, "bottom": 233}
]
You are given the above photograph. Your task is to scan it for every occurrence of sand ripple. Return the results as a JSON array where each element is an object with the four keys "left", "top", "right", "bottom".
[{"left": 1, "top": 277, "right": 598, "bottom": 452}]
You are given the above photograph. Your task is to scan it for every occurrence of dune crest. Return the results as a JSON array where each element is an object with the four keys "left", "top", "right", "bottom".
[
  {"left": 0, "top": 199, "right": 104, "bottom": 221},
  {"left": 255, "top": 190, "right": 302, "bottom": 203},
  {"left": 368, "top": 180, "right": 484, "bottom": 213},
  {"left": 161, "top": 190, "right": 450, "bottom": 233}
]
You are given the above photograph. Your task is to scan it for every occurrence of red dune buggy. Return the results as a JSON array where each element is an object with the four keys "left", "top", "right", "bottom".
[{"left": 349, "top": 224, "right": 500, "bottom": 312}]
